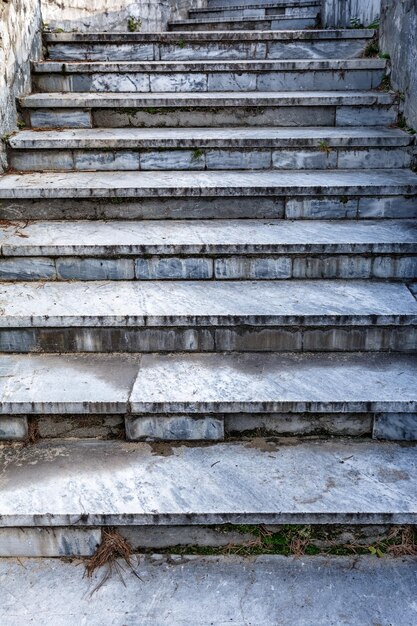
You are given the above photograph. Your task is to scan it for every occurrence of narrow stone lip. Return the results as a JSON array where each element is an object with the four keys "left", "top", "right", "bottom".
[
  {"left": 32, "top": 58, "right": 386, "bottom": 73},
  {"left": 191, "top": 0, "right": 322, "bottom": 12},
  {"left": 43, "top": 29, "right": 376, "bottom": 43}
]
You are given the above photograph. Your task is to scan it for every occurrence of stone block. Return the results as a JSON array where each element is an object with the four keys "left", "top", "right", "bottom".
[{"left": 125, "top": 415, "right": 224, "bottom": 441}]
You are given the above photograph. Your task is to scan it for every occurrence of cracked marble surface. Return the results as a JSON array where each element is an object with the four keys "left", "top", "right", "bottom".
[
  {"left": 1, "top": 219, "right": 415, "bottom": 255},
  {"left": 0, "top": 280, "right": 415, "bottom": 327},
  {"left": 0, "top": 169, "right": 416, "bottom": 198},
  {"left": 0, "top": 438, "right": 416, "bottom": 525},
  {"left": 1, "top": 555, "right": 417, "bottom": 626}
]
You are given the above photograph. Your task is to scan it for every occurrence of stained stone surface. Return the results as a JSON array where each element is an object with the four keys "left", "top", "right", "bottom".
[
  {"left": 0, "top": 527, "right": 101, "bottom": 557},
  {"left": 0, "top": 354, "right": 140, "bottom": 414},
  {"left": 0, "top": 417, "right": 27, "bottom": 440},
  {"left": 2, "top": 555, "right": 417, "bottom": 626},
  {"left": 130, "top": 353, "right": 417, "bottom": 414},
  {"left": 10, "top": 126, "right": 412, "bottom": 150},
  {"left": 1, "top": 219, "right": 415, "bottom": 256},
  {"left": 0, "top": 169, "right": 416, "bottom": 199},
  {"left": 0, "top": 438, "right": 416, "bottom": 525},
  {"left": 0, "top": 280, "right": 415, "bottom": 327},
  {"left": 125, "top": 415, "right": 225, "bottom": 440},
  {"left": 20, "top": 89, "right": 395, "bottom": 109},
  {"left": 373, "top": 413, "right": 417, "bottom": 441}
]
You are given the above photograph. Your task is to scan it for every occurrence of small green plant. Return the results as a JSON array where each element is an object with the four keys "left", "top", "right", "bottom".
[
  {"left": 318, "top": 140, "right": 332, "bottom": 155},
  {"left": 53, "top": 28, "right": 65, "bottom": 33},
  {"left": 191, "top": 148, "right": 204, "bottom": 162},
  {"left": 177, "top": 38, "right": 186, "bottom": 49},
  {"left": 364, "top": 40, "right": 379, "bottom": 57},
  {"left": 367, "top": 18, "right": 380, "bottom": 29},
  {"left": 396, "top": 113, "right": 416, "bottom": 135},
  {"left": 379, "top": 74, "right": 391, "bottom": 91},
  {"left": 17, "top": 120, "right": 26, "bottom": 129},
  {"left": 349, "top": 17, "right": 363, "bottom": 29},
  {"left": 379, "top": 52, "right": 390, "bottom": 59},
  {"left": 127, "top": 16, "right": 142, "bottom": 32}
]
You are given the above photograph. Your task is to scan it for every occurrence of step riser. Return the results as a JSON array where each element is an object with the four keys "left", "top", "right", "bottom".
[
  {"left": 207, "top": 0, "right": 314, "bottom": 5},
  {"left": 0, "top": 326, "right": 415, "bottom": 355},
  {"left": 9, "top": 147, "right": 412, "bottom": 172},
  {"left": 169, "top": 16, "right": 318, "bottom": 30},
  {"left": 1, "top": 195, "right": 416, "bottom": 220},
  {"left": 188, "top": 7, "right": 318, "bottom": 19},
  {"left": 33, "top": 69, "right": 384, "bottom": 93},
  {"left": 23, "top": 105, "right": 398, "bottom": 130},
  {"left": 46, "top": 40, "right": 370, "bottom": 61},
  {"left": 0, "top": 255, "right": 416, "bottom": 281},
  {"left": 2, "top": 411, "right": 417, "bottom": 443},
  {"left": 0, "top": 523, "right": 403, "bottom": 557}
]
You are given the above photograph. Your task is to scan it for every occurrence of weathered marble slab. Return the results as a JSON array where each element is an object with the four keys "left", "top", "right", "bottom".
[
  {"left": 373, "top": 413, "right": 417, "bottom": 441},
  {"left": 2, "top": 219, "right": 415, "bottom": 256},
  {"left": 169, "top": 15, "right": 317, "bottom": 30},
  {"left": 0, "top": 527, "right": 101, "bottom": 557},
  {"left": 1, "top": 169, "right": 416, "bottom": 199},
  {"left": 130, "top": 353, "right": 417, "bottom": 413},
  {"left": 19, "top": 90, "right": 395, "bottom": 109},
  {"left": 125, "top": 415, "right": 224, "bottom": 440},
  {"left": 44, "top": 30, "right": 375, "bottom": 43},
  {"left": 0, "top": 417, "right": 27, "bottom": 440},
  {"left": 0, "top": 438, "right": 416, "bottom": 525},
  {"left": 10, "top": 127, "right": 412, "bottom": 150},
  {"left": 2, "top": 555, "right": 417, "bottom": 625},
  {"left": 0, "top": 280, "right": 415, "bottom": 327},
  {"left": 0, "top": 354, "right": 140, "bottom": 414},
  {"left": 33, "top": 59, "right": 386, "bottom": 73}
]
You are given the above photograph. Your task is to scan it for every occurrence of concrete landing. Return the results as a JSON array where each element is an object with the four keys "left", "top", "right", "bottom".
[{"left": 1, "top": 555, "right": 417, "bottom": 625}]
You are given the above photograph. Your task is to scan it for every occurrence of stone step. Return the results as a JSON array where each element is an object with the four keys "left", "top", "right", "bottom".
[
  {"left": 1, "top": 555, "right": 416, "bottom": 622},
  {"left": 169, "top": 14, "right": 319, "bottom": 30},
  {"left": 0, "top": 352, "right": 415, "bottom": 415},
  {"left": 19, "top": 90, "right": 398, "bottom": 129},
  {"left": 0, "top": 438, "right": 416, "bottom": 523},
  {"left": 32, "top": 59, "right": 386, "bottom": 93},
  {"left": 44, "top": 30, "right": 375, "bottom": 61},
  {"left": 208, "top": 0, "right": 316, "bottom": 5},
  {"left": 189, "top": 3, "right": 319, "bottom": 20},
  {"left": 0, "top": 169, "right": 416, "bottom": 221},
  {"left": 8, "top": 127, "right": 413, "bottom": 172},
  {"left": 0, "top": 218, "right": 415, "bottom": 278}
]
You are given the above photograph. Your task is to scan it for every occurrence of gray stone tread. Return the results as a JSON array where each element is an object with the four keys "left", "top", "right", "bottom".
[
  {"left": 10, "top": 126, "right": 412, "bottom": 149},
  {"left": 194, "top": 0, "right": 321, "bottom": 11},
  {"left": 2, "top": 219, "right": 416, "bottom": 255},
  {"left": 0, "top": 280, "right": 415, "bottom": 327},
  {"left": 0, "top": 437, "right": 416, "bottom": 525},
  {"left": 169, "top": 15, "right": 317, "bottom": 26},
  {"left": 44, "top": 29, "right": 375, "bottom": 42},
  {"left": 1, "top": 556, "right": 416, "bottom": 626},
  {"left": 0, "top": 353, "right": 416, "bottom": 414},
  {"left": 20, "top": 90, "right": 395, "bottom": 108},
  {"left": 1, "top": 169, "right": 416, "bottom": 198},
  {"left": 33, "top": 59, "right": 386, "bottom": 72}
]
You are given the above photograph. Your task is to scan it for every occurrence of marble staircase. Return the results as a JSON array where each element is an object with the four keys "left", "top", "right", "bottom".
[{"left": 0, "top": 1, "right": 416, "bottom": 603}]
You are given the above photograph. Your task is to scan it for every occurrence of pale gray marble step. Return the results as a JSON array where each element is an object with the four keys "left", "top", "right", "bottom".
[
  {"left": 43, "top": 30, "right": 375, "bottom": 43},
  {"left": 0, "top": 280, "right": 415, "bottom": 327},
  {"left": 0, "top": 437, "right": 416, "bottom": 524},
  {"left": 1, "top": 555, "right": 417, "bottom": 625},
  {"left": 169, "top": 15, "right": 318, "bottom": 30},
  {"left": 10, "top": 126, "right": 412, "bottom": 172},
  {"left": 0, "top": 353, "right": 415, "bottom": 415},
  {"left": 1, "top": 169, "right": 416, "bottom": 199},
  {"left": 208, "top": 0, "right": 319, "bottom": 5},
  {"left": 189, "top": 7, "right": 318, "bottom": 21},
  {"left": 21, "top": 90, "right": 395, "bottom": 109},
  {"left": 19, "top": 91, "right": 398, "bottom": 129},
  {"left": 11, "top": 127, "right": 411, "bottom": 150},
  {"left": 33, "top": 59, "right": 385, "bottom": 93},
  {"left": 2, "top": 219, "right": 415, "bottom": 256}
]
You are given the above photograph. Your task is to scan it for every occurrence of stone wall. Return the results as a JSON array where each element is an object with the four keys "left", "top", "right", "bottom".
[
  {"left": 321, "top": 0, "right": 381, "bottom": 27},
  {"left": 0, "top": 0, "right": 43, "bottom": 171},
  {"left": 380, "top": 0, "right": 417, "bottom": 131},
  {"left": 41, "top": 0, "right": 207, "bottom": 32}
]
